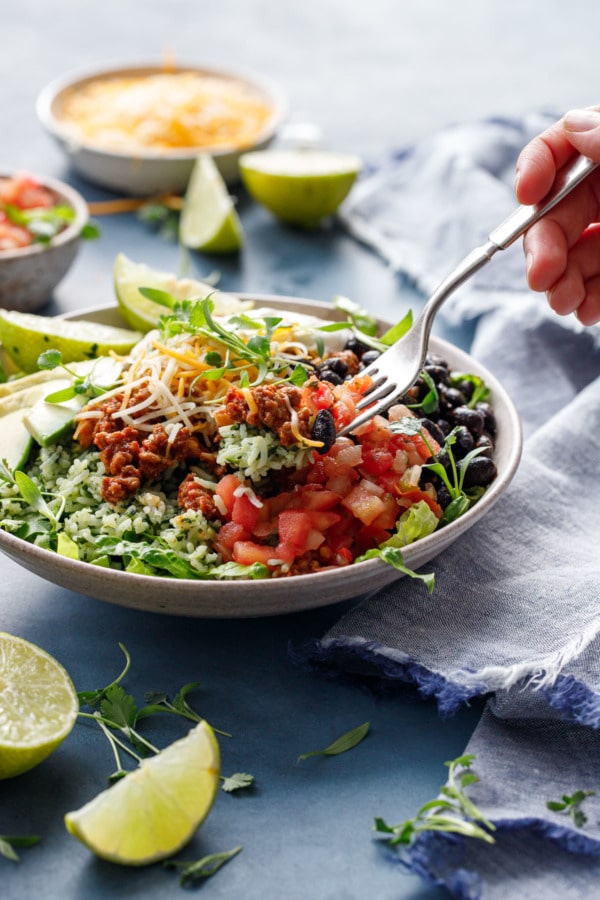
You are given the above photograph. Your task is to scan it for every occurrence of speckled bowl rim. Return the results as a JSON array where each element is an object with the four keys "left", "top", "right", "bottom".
[
  {"left": 0, "top": 295, "right": 522, "bottom": 617},
  {"left": 0, "top": 170, "right": 89, "bottom": 260},
  {"left": 36, "top": 61, "right": 287, "bottom": 162}
]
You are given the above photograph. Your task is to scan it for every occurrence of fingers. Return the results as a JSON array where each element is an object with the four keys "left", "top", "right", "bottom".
[
  {"left": 547, "top": 224, "right": 600, "bottom": 324},
  {"left": 515, "top": 120, "right": 577, "bottom": 205},
  {"left": 515, "top": 107, "right": 600, "bottom": 206},
  {"left": 541, "top": 223, "right": 600, "bottom": 325}
]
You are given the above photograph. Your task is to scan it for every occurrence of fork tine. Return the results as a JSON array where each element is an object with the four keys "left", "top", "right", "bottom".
[{"left": 355, "top": 380, "right": 398, "bottom": 410}]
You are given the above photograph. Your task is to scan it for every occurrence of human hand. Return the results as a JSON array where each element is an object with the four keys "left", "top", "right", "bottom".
[{"left": 515, "top": 108, "right": 600, "bottom": 325}]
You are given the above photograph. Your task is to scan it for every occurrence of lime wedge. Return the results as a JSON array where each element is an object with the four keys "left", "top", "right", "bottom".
[
  {"left": 0, "top": 310, "right": 142, "bottom": 374},
  {"left": 0, "top": 633, "right": 78, "bottom": 780},
  {"left": 114, "top": 253, "right": 252, "bottom": 332},
  {"left": 239, "top": 149, "right": 362, "bottom": 227},
  {"left": 65, "top": 721, "right": 220, "bottom": 865},
  {"left": 179, "top": 155, "right": 243, "bottom": 254}
]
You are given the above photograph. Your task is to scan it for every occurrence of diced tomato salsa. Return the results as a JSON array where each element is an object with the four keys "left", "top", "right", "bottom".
[
  {"left": 0, "top": 173, "right": 58, "bottom": 251},
  {"left": 214, "top": 410, "right": 443, "bottom": 575}
]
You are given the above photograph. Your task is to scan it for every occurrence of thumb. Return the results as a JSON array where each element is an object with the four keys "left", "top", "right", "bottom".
[{"left": 563, "top": 107, "right": 600, "bottom": 162}]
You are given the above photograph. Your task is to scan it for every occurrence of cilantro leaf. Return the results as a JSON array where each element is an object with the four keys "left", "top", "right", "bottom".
[{"left": 298, "top": 721, "right": 370, "bottom": 761}]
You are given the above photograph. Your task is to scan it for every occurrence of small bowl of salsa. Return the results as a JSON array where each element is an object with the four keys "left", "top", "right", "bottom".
[{"left": 0, "top": 171, "right": 89, "bottom": 313}]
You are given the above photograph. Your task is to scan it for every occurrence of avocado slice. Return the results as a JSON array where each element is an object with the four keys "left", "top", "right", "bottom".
[{"left": 23, "top": 379, "right": 87, "bottom": 448}]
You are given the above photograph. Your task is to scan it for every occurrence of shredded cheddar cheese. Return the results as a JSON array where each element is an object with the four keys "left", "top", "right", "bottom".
[{"left": 58, "top": 72, "right": 275, "bottom": 154}]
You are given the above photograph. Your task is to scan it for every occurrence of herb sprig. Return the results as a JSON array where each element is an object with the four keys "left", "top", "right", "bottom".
[
  {"left": 375, "top": 754, "right": 496, "bottom": 847},
  {"left": 77, "top": 644, "right": 250, "bottom": 791},
  {"left": 547, "top": 790, "right": 596, "bottom": 828},
  {"left": 298, "top": 721, "right": 370, "bottom": 762}
]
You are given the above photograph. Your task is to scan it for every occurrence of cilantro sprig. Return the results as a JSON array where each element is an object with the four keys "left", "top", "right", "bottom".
[{"left": 375, "top": 754, "right": 496, "bottom": 847}]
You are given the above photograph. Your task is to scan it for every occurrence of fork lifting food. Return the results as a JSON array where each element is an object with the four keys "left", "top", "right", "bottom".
[{"left": 338, "top": 153, "right": 597, "bottom": 436}]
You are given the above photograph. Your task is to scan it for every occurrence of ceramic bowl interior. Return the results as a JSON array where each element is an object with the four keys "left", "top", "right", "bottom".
[
  {"left": 0, "top": 171, "right": 88, "bottom": 313},
  {"left": 36, "top": 62, "right": 287, "bottom": 195},
  {"left": 0, "top": 294, "right": 522, "bottom": 617}
]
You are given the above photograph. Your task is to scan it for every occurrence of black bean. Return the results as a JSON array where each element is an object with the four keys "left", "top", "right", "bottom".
[
  {"left": 319, "top": 356, "right": 348, "bottom": 378},
  {"left": 438, "top": 385, "right": 466, "bottom": 412},
  {"left": 359, "top": 349, "right": 381, "bottom": 368},
  {"left": 435, "top": 484, "right": 452, "bottom": 509},
  {"left": 424, "top": 364, "right": 450, "bottom": 385},
  {"left": 425, "top": 352, "right": 449, "bottom": 369},
  {"left": 345, "top": 335, "right": 370, "bottom": 357},
  {"left": 475, "top": 401, "right": 497, "bottom": 437},
  {"left": 475, "top": 434, "right": 494, "bottom": 458},
  {"left": 457, "top": 379, "right": 476, "bottom": 402},
  {"left": 316, "top": 367, "right": 343, "bottom": 385},
  {"left": 436, "top": 418, "right": 452, "bottom": 436},
  {"left": 421, "top": 418, "right": 446, "bottom": 447},
  {"left": 452, "top": 426, "right": 474, "bottom": 459},
  {"left": 461, "top": 456, "right": 498, "bottom": 489},
  {"left": 451, "top": 406, "right": 485, "bottom": 438},
  {"left": 312, "top": 409, "right": 337, "bottom": 454}
]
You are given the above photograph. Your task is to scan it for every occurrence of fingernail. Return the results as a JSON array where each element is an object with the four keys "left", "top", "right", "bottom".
[
  {"left": 563, "top": 108, "right": 600, "bottom": 133},
  {"left": 514, "top": 168, "right": 521, "bottom": 195},
  {"left": 526, "top": 251, "right": 533, "bottom": 276}
]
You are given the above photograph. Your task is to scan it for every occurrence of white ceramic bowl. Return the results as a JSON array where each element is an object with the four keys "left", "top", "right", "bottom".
[
  {"left": 37, "top": 62, "right": 287, "bottom": 195},
  {"left": 0, "top": 171, "right": 88, "bottom": 313},
  {"left": 0, "top": 294, "right": 522, "bottom": 617}
]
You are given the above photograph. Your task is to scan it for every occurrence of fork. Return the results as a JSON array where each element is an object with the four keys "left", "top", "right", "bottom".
[{"left": 337, "top": 153, "right": 597, "bottom": 436}]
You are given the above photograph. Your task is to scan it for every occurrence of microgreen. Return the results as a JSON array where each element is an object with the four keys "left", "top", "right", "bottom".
[
  {"left": 37, "top": 351, "right": 122, "bottom": 403},
  {"left": 0, "top": 835, "right": 41, "bottom": 863},
  {"left": 298, "top": 721, "right": 370, "bottom": 762},
  {"left": 164, "top": 846, "right": 243, "bottom": 886},
  {"left": 355, "top": 541, "right": 435, "bottom": 593},
  {"left": 547, "top": 790, "right": 596, "bottom": 828},
  {"left": 421, "top": 427, "right": 488, "bottom": 526},
  {"left": 324, "top": 296, "right": 413, "bottom": 353},
  {"left": 449, "top": 372, "right": 490, "bottom": 409},
  {"left": 375, "top": 754, "right": 496, "bottom": 847},
  {"left": 77, "top": 644, "right": 235, "bottom": 782},
  {"left": 406, "top": 370, "right": 438, "bottom": 415},
  {"left": 142, "top": 293, "right": 317, "bottom": 388}
]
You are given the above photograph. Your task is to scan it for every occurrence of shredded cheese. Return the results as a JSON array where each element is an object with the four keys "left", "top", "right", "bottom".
[{"left": 58, "top": 72, "right": 275, "bottom": 154}]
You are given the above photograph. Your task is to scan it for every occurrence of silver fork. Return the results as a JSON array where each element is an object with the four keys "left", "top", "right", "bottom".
[{"left": 337, "top": 153, "right": 597, "bottom": 436}]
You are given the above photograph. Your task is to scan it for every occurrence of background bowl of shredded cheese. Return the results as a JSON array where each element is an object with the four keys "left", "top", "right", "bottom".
[{"left": 37, "top": 62, "right": 287, "bottom": 195}]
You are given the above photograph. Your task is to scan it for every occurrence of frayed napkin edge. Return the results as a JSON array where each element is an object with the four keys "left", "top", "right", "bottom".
[{"left": 292, "top": 636, "right": 600, "bottom": 727}]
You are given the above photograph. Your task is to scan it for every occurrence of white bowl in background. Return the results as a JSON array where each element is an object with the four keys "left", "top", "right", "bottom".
[{"left": 36, "top": 62, "right": 287, "bottom": 195}]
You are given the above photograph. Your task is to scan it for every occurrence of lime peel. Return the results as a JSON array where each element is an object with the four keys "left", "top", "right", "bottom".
[
  {"left": 239, "top": 149, "right": 362, "bottom": 227},
  {"left": 0, "top": 309, "right": 142, "bottom": 374},
  {"left": 64, "top": 720, "right": 220, "bottom": 866}
]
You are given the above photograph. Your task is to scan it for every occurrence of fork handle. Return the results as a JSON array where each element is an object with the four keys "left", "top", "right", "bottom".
[{"left": 489, "top": 153, "right": 597, "bottom": 250}]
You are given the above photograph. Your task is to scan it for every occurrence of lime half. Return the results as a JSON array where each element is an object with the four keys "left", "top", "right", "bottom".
[
  {"left": 239, "top": 149, "right": 362, "bottom": 227},
  {"left": 65, "top": 721, "right": 220, "bottom": 866},
  {"left": 0, "top": 633, "right": 78, "bottom": 780},
  {"left": 0, "top": 309, "right": 142, "bottom": 374},
  {"left": 179, "top": 155, "right": 243, "bottom": 254}
]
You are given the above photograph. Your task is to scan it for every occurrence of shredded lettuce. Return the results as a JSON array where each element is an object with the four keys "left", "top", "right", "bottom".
[{"left": 381, "top": 500, "right": 439, "bottom": 549}]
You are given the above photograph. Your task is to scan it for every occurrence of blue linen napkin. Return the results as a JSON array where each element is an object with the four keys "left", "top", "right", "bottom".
[{"left": 299, "top": 114, "right": 600, "bottom": 898}]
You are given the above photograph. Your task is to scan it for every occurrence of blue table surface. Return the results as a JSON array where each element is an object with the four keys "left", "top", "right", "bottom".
[{"left": 3, "top": 2, "right": 599, "bottom": 898}]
